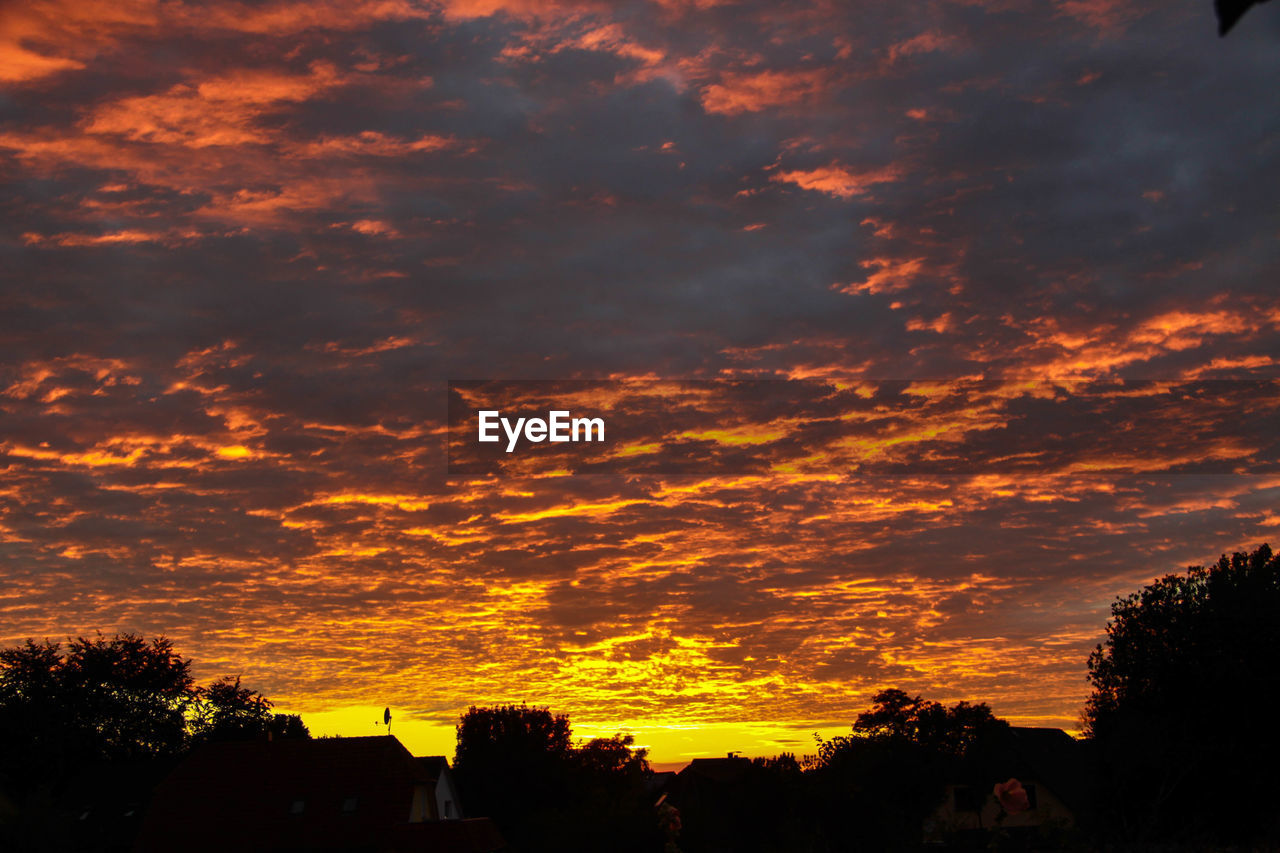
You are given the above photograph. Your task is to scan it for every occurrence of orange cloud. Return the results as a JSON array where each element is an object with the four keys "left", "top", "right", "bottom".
[
  {"left": 84, "top": 62, "right": 342, "bottom": 147},
  {"left": 1016, "top": 305, "right": 1280, "bottom": 378},
  {"left": 701, "top": 68, "right": 833, "bottom": 115},
  {"left": 771, "top": 162, "right": 906, "bottom": 199},
  {"left": 1056, "top": 0, "right": 1140, "bottom": 32},
  {"left": 294, "top": 132, "right": 460, "bottom": 158},
  {"left": 0, "top": 0, "right": 160, "bottom": 83},
  {"left": 887, "top": 30, "right": 958, "bottom": 62},
  {"left": 3, "top": 0, "right": 1277, "bottom": 765},
  {"left": 0, "top": 42, "right": 84, "bottom": 83},
  {"left": 835, "top": 257, "right": 928, "bottom": 295}
]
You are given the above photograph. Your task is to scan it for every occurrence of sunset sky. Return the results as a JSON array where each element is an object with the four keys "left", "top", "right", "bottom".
[{"left": 2, "top": 0, "right": 1278, "bottom": 767}]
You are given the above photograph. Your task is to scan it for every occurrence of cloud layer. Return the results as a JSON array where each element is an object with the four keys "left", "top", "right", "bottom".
[{"left": 2, "top": 0, "right": 1278, "bottom": 753}]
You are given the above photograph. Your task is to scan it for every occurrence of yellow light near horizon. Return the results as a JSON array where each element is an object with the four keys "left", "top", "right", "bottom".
[
  {"left": 292, "top": 705, "right": 459, "bottom": 759},
  {"left": 290, "top": 704, "right": 857, "bottom": 769}
]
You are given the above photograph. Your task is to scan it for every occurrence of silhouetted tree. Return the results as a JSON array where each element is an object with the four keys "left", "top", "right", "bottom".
[
  {"left": 453, "top": 705, "right": 654, "bottom": 853},
  {"left": 1084, "top": 543, "right": 1280, "bottom": 843},
  {"left": 744, "top": 753, "right": 813, "bottom": 852},
  {"left": 807, "top": 689, "right": 1009, "bottom": 852},
  {"left": 0, "top": 633, "right": 306, "bottom": 809},
  {"left": 0, "top": 635, "right": 196, "bottom": 852},
  {"left": 453, "top": 704, "right": 573, "bottom": 850},
  {"left": 569, "top": 734, "right": 655, "bottom": 852},
  {"left": 454, "top": 702, "right": 572, "bottom": 775},
  {"left": 189, "top": 676, "right": 309, "bottom": 744},
  {"left": 575, "top": 732, "right": 650, "bottom": 782},
  {"left": 0, "top": 635, "right": 194, "bottom": 787},
  {"left": 672, "top": 752, "right": 816, "bottom": 853},
  {"left": 853, "top": 687, "right": 1007, "bottom": 756}
]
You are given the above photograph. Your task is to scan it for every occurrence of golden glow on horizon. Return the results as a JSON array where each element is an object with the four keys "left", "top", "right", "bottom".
[{"left": 291, "top": 705, "right": 1085, "bottom": 767}]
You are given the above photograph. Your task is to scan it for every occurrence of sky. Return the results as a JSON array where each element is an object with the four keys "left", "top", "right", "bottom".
[{"left": 1, "top": 0, "right": 1278, "bottom": 767}]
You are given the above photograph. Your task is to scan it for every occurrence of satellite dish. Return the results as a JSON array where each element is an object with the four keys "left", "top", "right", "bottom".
[{"left": 383, "top": 707, "right": 392, "bottom": 734}]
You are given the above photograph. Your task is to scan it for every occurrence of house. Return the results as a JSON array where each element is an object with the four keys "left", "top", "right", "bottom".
[
  {"left": 0, "top": 757, "right": 177, "bottom": 853},
  {"left": 133, "top": 735, "right": 504, "bottom": 853},
  {"left": 680, "top": 756, "right": 752, "bottom": 785},
  {"left": 413, "top": 756, "right": 463, "bottom": 822},
  {"left": 666, "top": 754, "right": 752, "bottom": 809},
  {"left": 924, "top": 727, "right": 1092, "bottom": 844},
  {"left": 661, "top": 754, "right": 755, "bottom": 853},
  {"left": 61, "top": 759, "right": 177, "bottom": 853}
]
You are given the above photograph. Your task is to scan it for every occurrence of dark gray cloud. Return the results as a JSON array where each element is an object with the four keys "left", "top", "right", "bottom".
[{"left": 1, "top": 0, "right": 1277, "bottom": 749}]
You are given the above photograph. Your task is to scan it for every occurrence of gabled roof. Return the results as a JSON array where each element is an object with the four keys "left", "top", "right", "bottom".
[
  {"left": 133, "top": 736, "right": 498, "bottom": 853},
  {"left": 680, "top": 756, "right": 752, "bottom": 784},
  {"left": 991, "top": 727, "right": 1092, "bottom": 816},
  {"left": 644, "top": 770, "right": 677, "bottom": 797},
  {"left": 415, "top": 755, "right": 451, "bottom": 783}
]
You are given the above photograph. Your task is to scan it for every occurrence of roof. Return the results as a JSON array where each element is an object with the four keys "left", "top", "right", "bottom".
[
  {"left": 644, "top": 770, "right": 677, "bottom": 797},
  {"left": 679, "top": 756, "right": 752, "bottom": 784},
  {"left": 415, "top": 755, "right": 451, "bottom": 783},
  {"left": 58, "top": 758, "right": 176, "bottom": 852},
  {"left": 133, "top": 736, "right": 501, "bottom": 853},
  {"left": 414, "top": 755, "right": 464, "bottom": 818},
  {"left": 991, "top": 727, "right": 1093, "bottom": 816},
  {"left": 1007, "top": 726, "right": 1076, "bottom": 751}
]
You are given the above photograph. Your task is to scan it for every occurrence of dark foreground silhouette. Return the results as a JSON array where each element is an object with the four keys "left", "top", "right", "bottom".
[{"left": 2, "top": 543, "right": 1277, "bottom": 851}]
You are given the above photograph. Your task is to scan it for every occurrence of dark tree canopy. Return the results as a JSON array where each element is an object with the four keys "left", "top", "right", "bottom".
[
  {"left": 0, "top": 633, "right": 305, "bottom": 798},
  {"left": 0, "top": 634, "right": 194, "bottom": 780},
  {"left": 189, "top": 676, "right": 309, "bottom": 744},
  {"left": 1085, "top": 543, "right": 1280, "bottom": 734},
  {"left": 670, "top": 752, "right": 810, "bottom": 853},
  {"left": 454, "top": 702, "right": 572, "bottom": 769},
  {"left": 1084, "top": 543, "right": 1280, "bottom": 842},
  {"left": 576, "top": 732, "right": 650, "bottom": 780},
  {"left": 851, "top": 687, "right": 1008, "bottom": 756},
  {"left": 807, "top": 688, "right": 1010, "bottom": 852},
  {"left": 452, "top": 703, "right": 575, "bottom": 848},
  {"left": 453, "top": 705, "right": 654, "bottom": 853}
]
